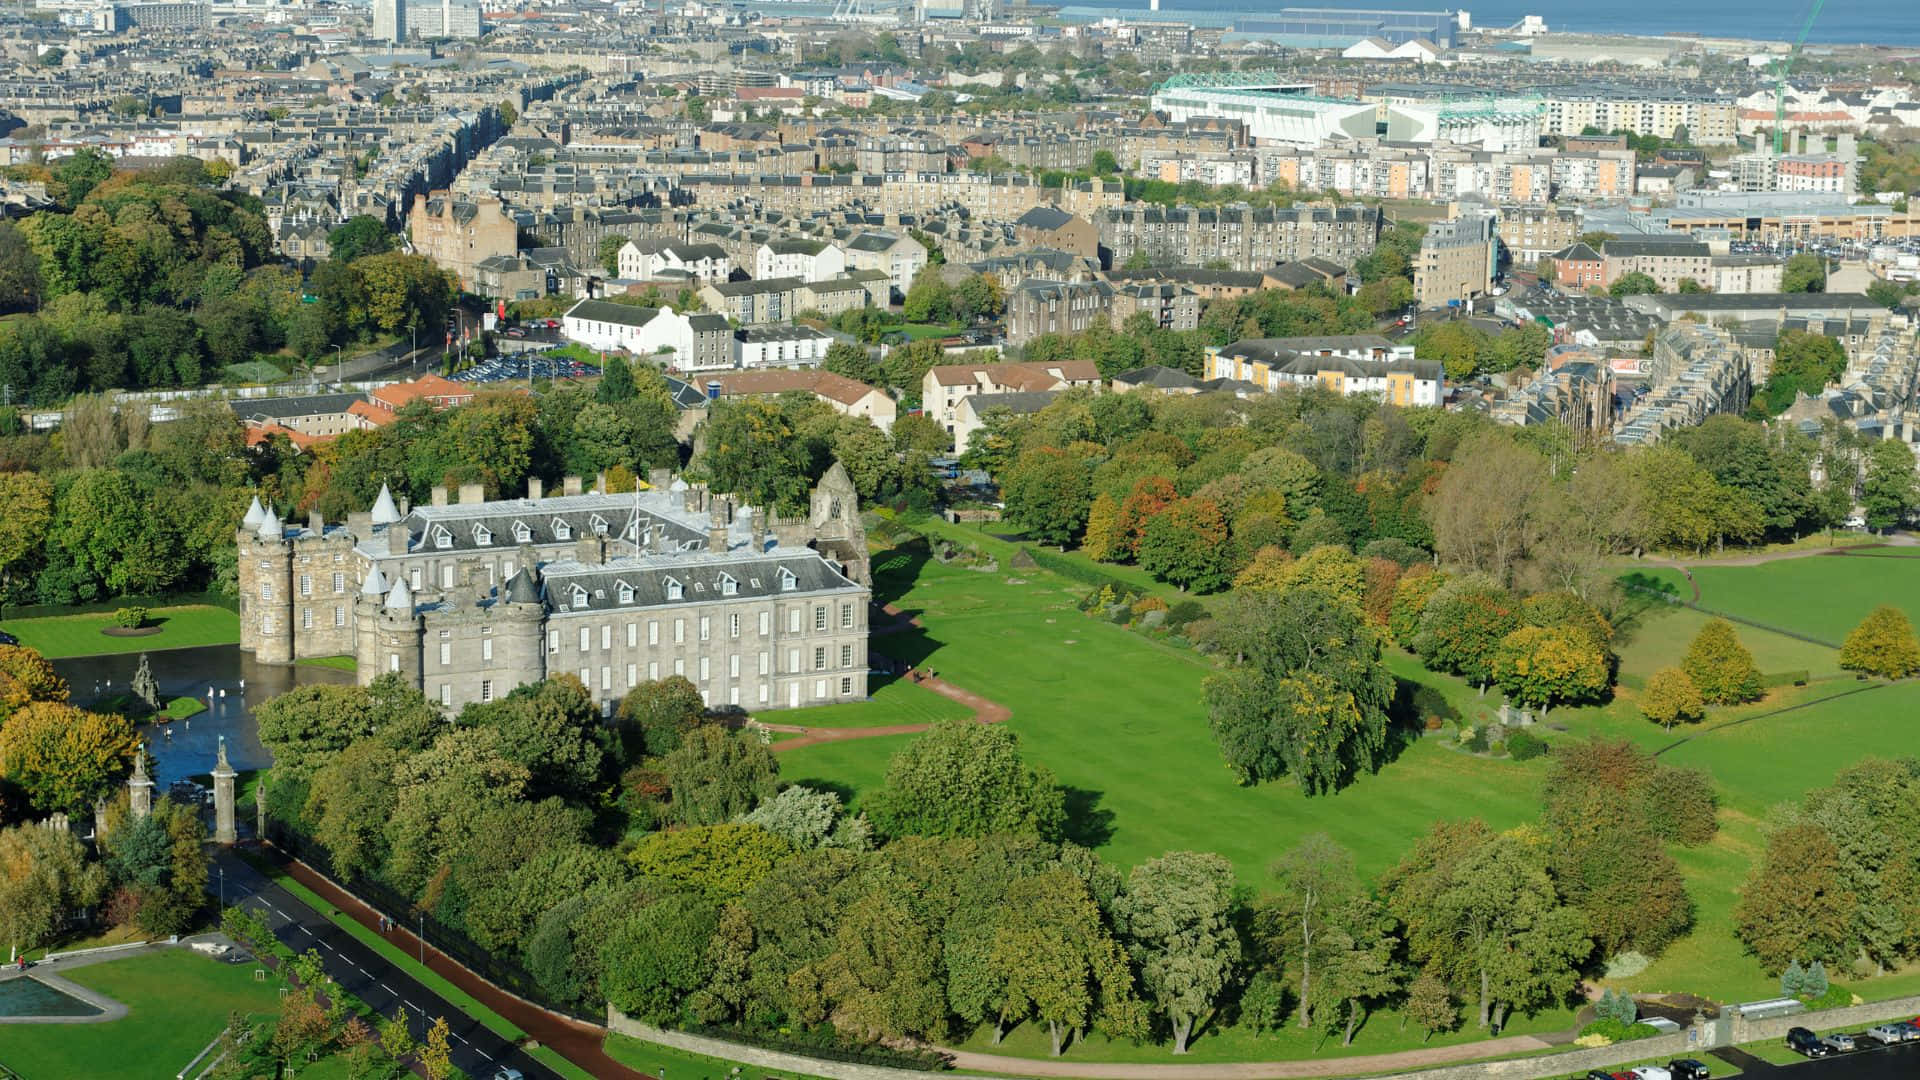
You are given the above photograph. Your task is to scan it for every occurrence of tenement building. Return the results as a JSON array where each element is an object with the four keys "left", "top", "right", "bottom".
[{"left": 235, "top": 467, "right": 872, "bottom": 712}]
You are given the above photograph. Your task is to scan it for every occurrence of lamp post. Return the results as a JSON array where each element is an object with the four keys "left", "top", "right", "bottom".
[
  {"left": 217, "top": 865, "right": 224, "bottom": 910},
  {"left": 410, "top": 323, "right": 418, "bottom": 372},
  {"left": 417, "top": 912, "right": 425, "bottom": 967},
  {"left": 331, "top": 345, "right": 344, "bottom": 387}
]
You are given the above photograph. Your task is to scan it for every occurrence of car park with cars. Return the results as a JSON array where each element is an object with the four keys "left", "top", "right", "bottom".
[{"left": 1665, "top": 1060, "right": 1709, "bottom": 1080}]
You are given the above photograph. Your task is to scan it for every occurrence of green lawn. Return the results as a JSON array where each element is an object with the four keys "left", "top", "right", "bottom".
[
  {"left": 1628, "top": 554, "right": 1920, "bottom": 646},
  {"left": 1, "top": 949, "right": 283, "bottom": 1080},
  {"left": 297, "top": 654, "right": 359, "bottom": 672},
  {"left": 900, "top": 322, "right": 964, "bottom": 341},
  {"left": 163, "top": 696, "right": 208, "bottom": 720},
  {"left": 768, "top": 674, "right": 972, "bottom": 729},
  {"left": 0, "top": 604, "right": 239, "bottom": 658},
  {"left": 780, "top": 538, "right": 1920, "bottom": 1061}
]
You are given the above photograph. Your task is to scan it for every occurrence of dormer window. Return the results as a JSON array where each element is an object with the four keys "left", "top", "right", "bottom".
[
  {"left": 473, "top": 524, "right": 493, "bottom": 546},
  {"left": 664, "top": 576, "right": 683, "bottom": 601},
  {"left": 778, "top": 567, "right": 797, "bottom": 592},
  {"left": 718, "top": 573, "right": 738, "bottom": 596},
  {"left": 513, "top": 520, "right": 532, "bottom": 543},
  {"left": 568, "top": 584, "right": 588, "bottom": 608},
  {"left": 433, "top": 526, "right": 453, "bottom": 549},
  {"left": 617, "top": 580, "right": 635, "bottom": 604},
  {"left": 552, "top": 517, "right": 572, "bottom": 541},
  {"left": 590, "top": 514, "right": 609, "bottom": 536}
]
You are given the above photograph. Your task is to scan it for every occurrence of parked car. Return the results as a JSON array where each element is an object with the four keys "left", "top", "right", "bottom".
[
  {"left": 1897, "top": 1021, "right": 1920, "bottom": 1041},
  {"left": 1632, "top": 1067, "right": 1672, "bottom": 1080},
  {"left": 1863, "top": 1023, "right": 1907, "bottom": 1045},
  {"left": 0, "top": 629, "right": 15, "bottom": 646},
  {"left": 1822, "top": 1032, "right": 1856, "bottom": 1052},
  {"left": 1666, "top": 1060, "right": 1710, "bottom": 1080},
  {"left": 1787, "top": 1026, "right": 1831, "bottom": 1056}
]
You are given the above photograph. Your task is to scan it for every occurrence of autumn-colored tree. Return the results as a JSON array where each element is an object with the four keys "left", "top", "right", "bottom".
[
  {"left": 0, "top": 645, "right": 68, "bottom": 713},
  {"left": 0, "top": 472, "right": 51, "bottom": 603},
  {"left": 1491, "top": 626, "right": 1609, "bottom": 717},
  {"left": 1386, "top": 567, "right": 1443, "bottom": 645},
  {"left": 1682, "top": 619, "right": 1762, "bottom": 704},
  {"left": 1641, "top": 667, "right": 1705, "bottom": 731},
  {"left": 419, "top": 1016, "right": 454, "bottom": 1080},
  {"left": 1113, "top": 475, "right": 1178, "bottom": 560},
  {"left": 1839, "top": 606, "right": 1920, "bottom": 680},
  {"left": 1413, "top": 581, "right": 1518, "bottom": 690},
  {"left": 1520, "top": 590, "right": 1613, "bottom": 654},
  {"left": 1003, "top": 447, "right": 1094, "bottom": 548},
  {"left": 1734, "top": 823, "right": 1857, "bottom": 972},
  {"left": 1082, "top": 491, "right": 1121, "bottom": 563},
  {"left": 0, "top": 701, "right": 138, "bottom": 814},
  {"left": 1138, "top": 497, "right": 1231, "bottom": 593},
  {"left": 1404, "top": 969, "right": 1459, "bottom": 1043},
  {"left": 1361, "top": 557, "right": 1401, "bottom": 628}
]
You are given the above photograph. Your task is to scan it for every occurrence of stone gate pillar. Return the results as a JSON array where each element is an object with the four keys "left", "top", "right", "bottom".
[
  {"left": 129, "top": 748, "right": 154, "bottom": 820},
  {"left": 212, "top": 736, "right": 238, "bottom": 845}
]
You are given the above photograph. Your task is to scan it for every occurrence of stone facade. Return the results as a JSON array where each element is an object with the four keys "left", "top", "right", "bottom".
[{"left": 236, "top": 467, "right": 871, "bottom": 713}]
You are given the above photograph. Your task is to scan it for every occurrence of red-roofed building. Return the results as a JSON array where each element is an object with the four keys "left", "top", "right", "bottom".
[{"left": 368, "top": 374, "right": 477, "bottom": 415}]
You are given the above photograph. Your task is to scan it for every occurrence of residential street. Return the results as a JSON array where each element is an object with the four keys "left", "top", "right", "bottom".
[{"left": 211, "top": 849, "right": 556, "bottom": 1080}]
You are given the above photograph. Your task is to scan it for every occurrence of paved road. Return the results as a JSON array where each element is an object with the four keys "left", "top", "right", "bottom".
[
  {"left": 1713, "top": 1038, "right": 1920, "bottom": 1077},
  {"left": 212, "top": 850, "right": 553, "bottom": 1080}
]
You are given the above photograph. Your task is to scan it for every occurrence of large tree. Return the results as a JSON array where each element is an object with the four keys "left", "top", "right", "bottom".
[
  {"left": 1682, "top": 618, "right": 1761, "bottom": 705},
  {"left": 1862, "top": 439, "right": 1919, "bottom": 531},
  {"left": 615, "top": 676, "right": 707, "bottom": 761},
  {"left": 991, "top": 869, "right": 1145, "bottom": 1056},
  {"left": 1413, "top": 579, "right": 1519, "bottom": 691},
  {"left": 600, "top": 892, "right": 720, "bottom": 1024},
  {"left": 1734, "top": 823, "right": 1856, "bottom": 972},
  {"left": 1425, "top": 435, "right": 1548, "bottom": 586},
  {"left": 1204, "top": 588, "right": 1395, "bottom": 791},
  {"left": 0, "top": 702, "right": 139, "bottom": 814},
  {"left": 1263, "top": 833, "right": 1358, "bottom": 1031},
  {"left": 1003, "top": 447, "right": 1093, "bottom": 548},
  {"left": 1315, "top": 895, "right": 1402, "bottom": 1047},
  {"left": 1840, "top": 606, "right": 1920, "bottom": 679},
  {"left": 868, "top": 721, "right": 1065, "bottom": 841},
  {"left": 1491, "top": 625, "right": 1609, "bottom": 717},
  {"left": 1136, "top": 496, "right": 1231, "bottom": 593},
  {"left": 0, "top": 823, "right": 107, "bottom": 960},
  {"left": 1382, "top": 822, "right": 1590, "bottom": 1030},
  {"left": 657, "top": 727, "right": 779, "bottom": 826},
  {"left": 1641, "top": 667, "right": 1705, "bottom": 731},
  {"left": 1116, "top": 852, "right": 1241, "bottom": 1054}
]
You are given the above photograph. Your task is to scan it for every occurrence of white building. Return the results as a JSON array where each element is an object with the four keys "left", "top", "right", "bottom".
[
  {"left": 618, "top": 240, "right": 732, "bottom": 285},
  {"left": 842, "top": 231, "right": 926, "bottom": 301},
  {"left": 755, "top": 239, "right": 848, "bottom": 283},
  {"left": 562, "top": 299, "right": 699, "bottom": 357},
  {"left": 735, "top": 326, "right": 833, "bottom": 369},
  {"left": 1207, "top": 338, "right": 1443, "bottom": 407}
]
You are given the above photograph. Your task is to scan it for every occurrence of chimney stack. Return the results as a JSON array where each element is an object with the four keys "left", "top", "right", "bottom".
[
  {"left": 563, "top": 475, "right": 583, "bottom": 496},
  {"left": 707, "top": 499, "right": 728, "bottom": 554},
  {"left": 749, "top": 508, "right": 766, "bottom": 552},
  {"left": 528, "top": 476, "right": 544, "bottom": 500},
  {"left": 398, "top": 496, "right": 410, "bottom": 516},
  {"left": 308, "top": 510, "right": 324, "bottom": 534},
  {"left": 387, "top": 525, "right": 409, "bottom": 555},
  {"left": 431, "top": 485, "right": 449, "bottom": 507},
  {"left": 459, "top": 482, "right": 485, "bottom": 505},
  {"left": 577, "top": 535, "right": 605, "bottom": 565}
]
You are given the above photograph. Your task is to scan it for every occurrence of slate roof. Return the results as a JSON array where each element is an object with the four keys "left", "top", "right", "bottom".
[
  {"left": 565, "top": 299, "right": 663, "bottom": 328},
  {"left": 361, "top": 491, "right": 716, "bottom": 561},
  {"left": 231, "top": 392, "right": 368, "bottom": 422},
  {"left": 1113, "top": 365, "right": 1200, "bottom": 390},
  {"left": 1016, "top": 206, "right": 1075, "bottom": 232},
  {"left": 539, "top": 547, "right": 859, "bottom": 616}
]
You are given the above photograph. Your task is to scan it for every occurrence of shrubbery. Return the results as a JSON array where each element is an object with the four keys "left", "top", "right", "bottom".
[
  {"left": 1505, "top": 729, "right": 1546, "bottom": 761},
  {"left": 112, "top": 606, "right": 147, "bottom": 628}
]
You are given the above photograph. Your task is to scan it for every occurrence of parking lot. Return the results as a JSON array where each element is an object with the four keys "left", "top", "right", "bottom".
[
  {"left": 447, "top": 348, "right": 600, "bottom": 385},
  {"left": 1714, "top": 1036, "right": 1920, "bottom": 1077}
]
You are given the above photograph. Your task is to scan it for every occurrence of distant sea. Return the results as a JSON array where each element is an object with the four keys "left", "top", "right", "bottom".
[{"left": 1051, "top": 0, "right": 1920, "bottom": 47}]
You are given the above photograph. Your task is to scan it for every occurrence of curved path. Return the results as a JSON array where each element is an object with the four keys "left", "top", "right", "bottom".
[
  {"left": 718, "top": 603, "right": 1011, "bottom": 753},
  {"left": 938, "top": 1032, "right": 1556, "bottom": 1079}
]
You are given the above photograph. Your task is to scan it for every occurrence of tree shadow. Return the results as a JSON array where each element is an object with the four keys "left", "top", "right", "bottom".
[
  {"left": 869, "top": 538, "right": 933, "bottom": 608},
  {"left": 790, "top": 777, "right": 858, "bottom": 806},
  {"left": 1060, "top": 786, "right": 1114, "bottom": 848}
]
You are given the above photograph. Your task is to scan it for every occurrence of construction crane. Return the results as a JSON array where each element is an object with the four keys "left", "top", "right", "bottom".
[{"left": 1772, "top": 0, "right": 1828, "bottom": 156}]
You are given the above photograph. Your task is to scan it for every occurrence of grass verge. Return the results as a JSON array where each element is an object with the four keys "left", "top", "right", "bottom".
[
  {"left": 297, "top": 655, "right": 360, "bottom": 672},
  {"left": 604, "top": 1033, "right": 826, "bottom": 1080},
  {"left": 0, "top": 604, "right": 239, "bottom": 658}
]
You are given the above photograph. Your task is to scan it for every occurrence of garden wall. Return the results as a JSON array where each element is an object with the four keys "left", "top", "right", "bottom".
[
  {"left": 1726, "top": 992, "right": 1920, "bottom": 1044},
  {"left": 1402, "top": 1032, "right": 1695, "bottom": 1080}
]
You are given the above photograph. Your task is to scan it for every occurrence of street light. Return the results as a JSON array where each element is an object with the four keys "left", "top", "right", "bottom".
[
  {"left": 410, "top": 323, "right": 418, "bottom": 372},
  {"left": 418, "top": 912, "right": 425, "bottom": 967},
  {"left": 218, "top": 865, "right": 224, "bottom": 910},
  {"left": 331, "top": 345, "right": 343, "bottom": 387}
]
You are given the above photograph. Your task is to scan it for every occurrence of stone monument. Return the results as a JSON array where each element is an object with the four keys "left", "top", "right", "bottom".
[
  {"left": 212, "top": 736, "right": 238, "bottom": 844},
  {"left": 128, "top": 746, "right": 153, "bottom": 820},
  {"left": 131, "top": 653, "right": 160, "bottom": 713}
]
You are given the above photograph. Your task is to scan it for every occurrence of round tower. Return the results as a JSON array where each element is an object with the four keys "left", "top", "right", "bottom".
[
  {"left": 249, "top": 506, "right": 295, "bottom": 664},
  {"left": 493, "top": 568, "right": 548, "bottom": 694},
  {"left": 366, "top": 578, "right": 423, "bottom": 688},
  {"left": 353, "top": 565, "right": 391, "bottom": 676}
]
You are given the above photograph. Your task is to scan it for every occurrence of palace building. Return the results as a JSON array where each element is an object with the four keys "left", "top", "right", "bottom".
[{"left": 235, "top": 466, "right": 872, "bottom": 713}]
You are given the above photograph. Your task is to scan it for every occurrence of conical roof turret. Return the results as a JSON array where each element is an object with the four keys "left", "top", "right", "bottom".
[
  {"left": 370, "top": 483, "right": 402, "bottom": 525},
  {"left": 384, "top": 578, "right": 413, "bottom": 611},
  {"left": 257, "top": 505, "right": 283, "bottom": 540},
  {"left": 242, "top": 495, "right": 265, "bottom": 529},
  {"left": 361, "top": 565, "right": 390, "bottom": 596}
]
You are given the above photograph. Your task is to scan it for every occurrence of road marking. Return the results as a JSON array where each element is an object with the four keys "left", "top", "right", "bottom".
[
  {"left": 357, "top": 966, "right": 369, "bottom": 977},
  {"left": 449, "top": 1033, "right": 464, "bottom": 1044},
  {"left": 272, "top": 908, "right": 289, "bottom": 920},
  {"left": 405, "top": 1001, "right": 421, "bottom": 1013},
  {"left": 380, "top": 984, "right": 394, "bottom": 995}
]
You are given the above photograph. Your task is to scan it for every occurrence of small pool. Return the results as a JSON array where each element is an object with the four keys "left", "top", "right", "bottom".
[{"left": 0, "top": 976, "right": 104, "bottom": 1018}]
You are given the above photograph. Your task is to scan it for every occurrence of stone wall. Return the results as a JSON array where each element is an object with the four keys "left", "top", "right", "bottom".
[
  {"left": 1727, "top": 993, "right": 1920, "bottom": 1045},
  {"left": 1400, "top": 1032, "right": 1695, "bottom": 1080}
]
